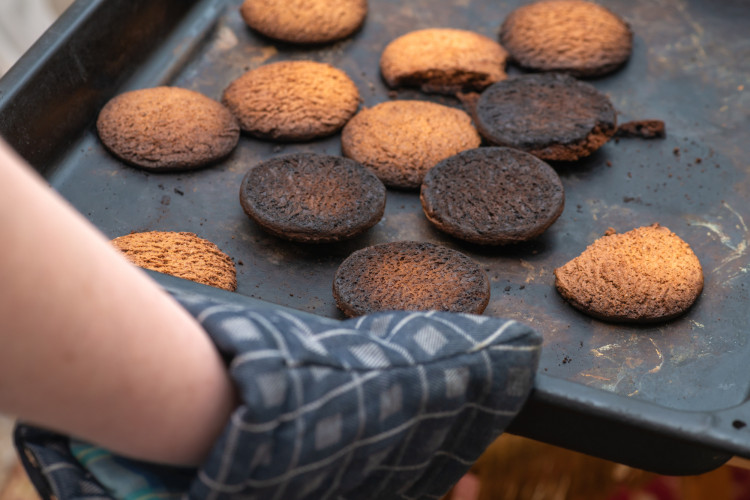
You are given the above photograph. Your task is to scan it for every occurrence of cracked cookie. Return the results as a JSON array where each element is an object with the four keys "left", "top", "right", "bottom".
[
  {"left": 380, "top": 28, "right": 508, "bottom": 95},
  {"left": 475, "top": 73, "right": 617, "bottom": 161}
]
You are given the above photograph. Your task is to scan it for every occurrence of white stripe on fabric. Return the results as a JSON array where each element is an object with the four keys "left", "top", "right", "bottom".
[
  {"left": 374, "top": 449, "right": 476, "bottom": 471},
  {"left": 487, "top": 344, "right": 539, "bottom": 352},
  {"left": 428, "top": 315, "right": 477, "bottom": 345},
  {"left": 201, "top": 402, "right": 497, "bottom": 490},
  {"left": 387, "top": 312, "right": 424, "bottom": 341},
  {"left": 468, "top": 321, "right": 518, "bottom": 353},
  {"left": 269, "top": 330, "right": 307, "bottom": 500},
  {"left": 41, "top": 462, "right": 81, "bottom": 474},
  {"left": 312, "top": 327, "right": 365, "bottom": 340},
  {"left": 203, "top": 422, "right": 243, "bottom": 500},
  {"left": 277, "top": 310, "right": 338, "bottom": 333},
  {"left": 369, "top": 363, "right": 429, "bottom": 499},
  {"left": 195, "top": 304, "right": 245, "bottom": 324},
  {"left": 319, "top": 371, "right": 367, "bottom": 500},
  {"left": 231, "top": 371, "right": 381, "bottom": 432},
  {"left": 312, "top": 328, "right": 415, "bottom": 366},
  {"left": 229, "top": 349, "right": 284, "bottom": 371}
]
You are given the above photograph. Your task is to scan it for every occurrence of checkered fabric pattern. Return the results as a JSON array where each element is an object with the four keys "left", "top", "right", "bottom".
[{"left": 15, "top": 288, "right": 541, "bottom": 500}]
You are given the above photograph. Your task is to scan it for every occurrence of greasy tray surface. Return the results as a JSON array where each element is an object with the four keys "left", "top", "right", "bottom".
[{"left": 2, "top": 0, "right": 750, "bottom": 472}]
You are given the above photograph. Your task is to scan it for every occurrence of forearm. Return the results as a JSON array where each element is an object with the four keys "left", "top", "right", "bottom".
[{"left": 0, "top": 140, "right": 236, "bottom": 466}]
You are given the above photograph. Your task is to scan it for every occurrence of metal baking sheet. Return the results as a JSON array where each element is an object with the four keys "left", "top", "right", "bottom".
[{"left": 2, "top": 0, "right": 749, "bottom": 475}]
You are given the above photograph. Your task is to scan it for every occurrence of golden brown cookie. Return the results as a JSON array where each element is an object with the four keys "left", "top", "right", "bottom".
[
  {"left": 333, "top": 241, "right": 490, "bottom": 317},
  {"left": 420, "top": 148, "right": 564, "bottom": 245},
  {"left": 240, "top": 0, "right": 367, "bottom": 44},
  {"left": 341, "top": 100, "right": 481, "bottom": 189},
  {"left": 474, "top": 73, "right": 616, "bottom": 161},
  {"left": 222, "top": 61, "right": 360, "bottom": 141},
  {"left": 239, "top": 153, "right": 386, "bottom": 243},
  {"left": 111, "top": 231, "right": 237, "bottom": 292},
  {"left": 554, "top": 224, "right": 703, "bottom": 323},
  {"left": 96, "top": 87, "right": 240, "bottom": 171},
  {"left": 499, "top": 0, "right": 633, "bottom": 78},
  {"left": 380, "top": 28, "right": 509, "bottom": 95}
]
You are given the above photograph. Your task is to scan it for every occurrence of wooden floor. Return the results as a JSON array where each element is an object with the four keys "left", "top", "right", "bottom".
[{"left": 0, "top": 463, "right": 37, "bottom": 500}]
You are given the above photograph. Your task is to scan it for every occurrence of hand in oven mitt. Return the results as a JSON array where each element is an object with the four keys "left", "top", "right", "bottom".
[{"left": 15, "top": 287, "right": 541, "bottom": 500}]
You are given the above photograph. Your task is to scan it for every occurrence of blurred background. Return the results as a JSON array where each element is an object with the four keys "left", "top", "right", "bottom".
[{"left": 0, "top": 0, "right": 74, "bottom": 75}]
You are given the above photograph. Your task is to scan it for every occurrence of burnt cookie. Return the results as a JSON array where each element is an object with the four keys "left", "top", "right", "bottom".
[
  {"left": 554, "top": 224, "right": 704, "bottom": 323},
  {"left": 341, "top": 100, "right": 481, "bottom": 189},
  {"left": 240, "top": 0, "right": 367, "bottom": 44},
  {"left": 111, "top": 231, "right": 237, "bottom": 292},
  {"left": 96, "top": 87, "right": 239, "bottom": 171},
  {"left": 500, "top": 0, "right": 633, "bottom": 78},
  {"left": 239, "top": 153, "right": 386, "bottom": 243},
  {"left": 475, "top": 73, "right": 617, "bottom": 161},
  {"left": 222, "top": 61, "right": 360, "bottom": 141},
  {"left": 614, "top": 120, "right": 666, "bottom": 139},
  {"left": 333, "top": 241, "right": 490, "bottom": 317},
  {"left": 421, "top": 148, "right": 564, "bottom": 245},
  {"left": 380, "top": 28, "right": 509, "bottom": 95}
]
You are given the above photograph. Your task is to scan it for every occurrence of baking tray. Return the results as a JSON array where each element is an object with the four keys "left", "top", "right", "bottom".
[{"left": 2, "top": 0, "right": 749, "bottom": 476}]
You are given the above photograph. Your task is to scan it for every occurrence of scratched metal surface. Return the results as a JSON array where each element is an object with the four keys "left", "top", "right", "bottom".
[{"left": 45, "top": 0, "right": 750, "bottom": 417}]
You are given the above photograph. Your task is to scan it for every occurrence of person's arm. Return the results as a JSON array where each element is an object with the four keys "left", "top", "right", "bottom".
[{"left": 0, "top": 139, "right": 236, "bottom": 466}]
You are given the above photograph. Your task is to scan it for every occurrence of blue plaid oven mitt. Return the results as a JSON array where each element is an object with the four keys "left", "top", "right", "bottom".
[{"left": 15, "top": 286, "right": 541, "bottom": 500}]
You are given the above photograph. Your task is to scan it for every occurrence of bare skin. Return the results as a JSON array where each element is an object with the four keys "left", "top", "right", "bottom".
[
  {"left": 0, "top": 139, "right": 236, "bottom": 466},
  {"left": 0, "top": 139, "right": 482, "bottom": 498}
]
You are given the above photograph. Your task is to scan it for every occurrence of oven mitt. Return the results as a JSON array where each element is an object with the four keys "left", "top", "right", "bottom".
[{"left": 15, "top": 287, "right": 541, "bottom": 500}]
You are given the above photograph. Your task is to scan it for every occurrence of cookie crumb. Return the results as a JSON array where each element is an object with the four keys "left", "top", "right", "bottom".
[{"left": 614, "top": 120, "right": 666, "bottom": 139}]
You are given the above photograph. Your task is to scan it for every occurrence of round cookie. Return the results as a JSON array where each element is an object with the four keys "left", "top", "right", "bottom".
[
  {"left": 96, "top": 87, "right": 240, "bottom": 171},
  {"left": 240, "top": 0, "right": 367, "bottom": 44},
  {"left": 222, "top": 61, "right": 360, "bottom": 141},
  {"left": 499, "top": 0, "right": 633, "bottom": 78},
  {"left": 421, "top": 148, "right": 564, "bottom": 245},
  {"left": 239, "top": 153, "right": 386, "bottom": 243},
  {"left": 380, "top": 28, "right": 509, "bottom": 95},
  {"left": 475, "top": 73, "right": 617, "bottom": 161},
  {"left": 554, "top": 224, "right": 704, "bottom": 323},
  {"left": 111, "top": 231, "right": 237, "bottom": 292},
  {"left": 341, "top": 100, "right": 481, "bottom": 189},
  {"left": 333, "top": 241, "right": 490, "bottom": 317}
]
